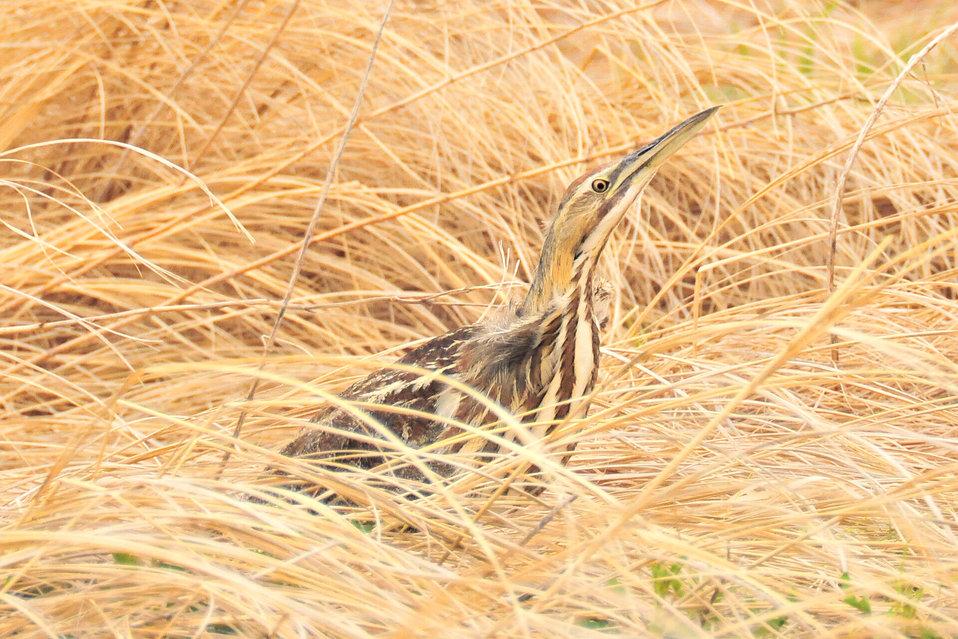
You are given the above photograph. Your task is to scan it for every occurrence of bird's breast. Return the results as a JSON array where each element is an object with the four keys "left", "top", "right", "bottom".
[
  {"left": 530, "top": 285, "right": 601, "bottom": 427},
  {"left": 571, "top": 310, "right": 599, "bottom": 398}
]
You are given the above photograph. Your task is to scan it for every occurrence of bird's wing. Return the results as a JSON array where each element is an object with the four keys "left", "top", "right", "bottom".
[{"left": 281, "top": 325, "right": 478, "bottom": 459}]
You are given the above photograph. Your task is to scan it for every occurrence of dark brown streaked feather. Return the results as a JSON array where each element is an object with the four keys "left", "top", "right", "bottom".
[{"left": 281, "top": 325, "right": 478, "bottom": 463}]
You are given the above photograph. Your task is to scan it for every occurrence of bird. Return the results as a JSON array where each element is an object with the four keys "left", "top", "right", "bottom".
[{"left": 280, "top": 107, "right": 719, "bottom": 500}]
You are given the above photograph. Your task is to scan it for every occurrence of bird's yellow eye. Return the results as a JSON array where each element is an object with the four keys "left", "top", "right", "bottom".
[{"left": 591, "top": 178, "right": 610, "bottom": 193}]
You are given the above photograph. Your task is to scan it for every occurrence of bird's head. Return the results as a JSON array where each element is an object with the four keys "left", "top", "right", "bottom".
[{"left": 521, "top": 106, "right": 719, "bottom": 315}]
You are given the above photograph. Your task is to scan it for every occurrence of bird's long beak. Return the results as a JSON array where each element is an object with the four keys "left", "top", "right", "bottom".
[{"left": 610, "top": 106, "right": 719, "bottom": 194}]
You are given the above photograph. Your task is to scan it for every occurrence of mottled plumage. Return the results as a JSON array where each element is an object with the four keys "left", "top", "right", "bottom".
[
  {"left": 280, "top": 281, "right": 612, "bottom": 486},
  {"left": 280, "top": 108, "right": 718, "bottom": 497}
]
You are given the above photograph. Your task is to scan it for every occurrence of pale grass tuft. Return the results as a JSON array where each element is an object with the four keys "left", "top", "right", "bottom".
[{"left": 2, "top": 1, "right": 958, "bottom": 637}]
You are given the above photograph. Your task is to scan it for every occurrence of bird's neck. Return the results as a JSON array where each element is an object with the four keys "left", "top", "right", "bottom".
[
  {"left": 521, "top": 237, "right": 601, "bottom": 317},
  {"left": 518, "top": 243, "right": 599, "bottom": 317},
  {"left": 524, "top": 256, "right": 600, "bottom": 429}
]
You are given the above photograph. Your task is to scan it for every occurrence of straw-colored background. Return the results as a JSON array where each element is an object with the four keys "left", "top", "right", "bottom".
[{"left": 2, "top": 0, "right": 957, "bottom": 636}]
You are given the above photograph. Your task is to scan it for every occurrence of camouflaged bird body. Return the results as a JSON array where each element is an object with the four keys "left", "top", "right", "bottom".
[
  {"left": 279, "top": 108, "right": 718, "bottom": 495},
  {"left": 280, "top": 280, "right": 612, "bottom": 485}
]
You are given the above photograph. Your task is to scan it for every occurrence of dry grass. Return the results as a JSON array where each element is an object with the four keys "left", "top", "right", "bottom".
[{"left": 3, "top": 0, "right": 958, "bottom": 636}]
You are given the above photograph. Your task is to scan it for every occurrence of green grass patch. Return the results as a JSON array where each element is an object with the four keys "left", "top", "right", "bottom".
[
  {"left": 840, "top": 572, "right": 872, "bottom": 615},
  {"left": 650, "top": 561, "right": 684, "bottom": 599}
]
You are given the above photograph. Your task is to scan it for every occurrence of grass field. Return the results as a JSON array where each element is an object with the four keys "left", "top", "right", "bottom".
[{"left": 2, "top": 1, "right": 958, "bottom": 636}]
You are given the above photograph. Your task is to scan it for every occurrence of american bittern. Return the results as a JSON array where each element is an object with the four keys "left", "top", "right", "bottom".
[{"left": 281, "top": 107, "right": 718, "bottom": 498}]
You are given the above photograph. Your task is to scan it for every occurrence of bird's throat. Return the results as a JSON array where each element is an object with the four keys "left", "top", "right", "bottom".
[
  {"left": 521, "top": 229, "right": 605, "bottom": 317},
  {"left": 521, "top": 249, "right": 574, "bottom": 315}
]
